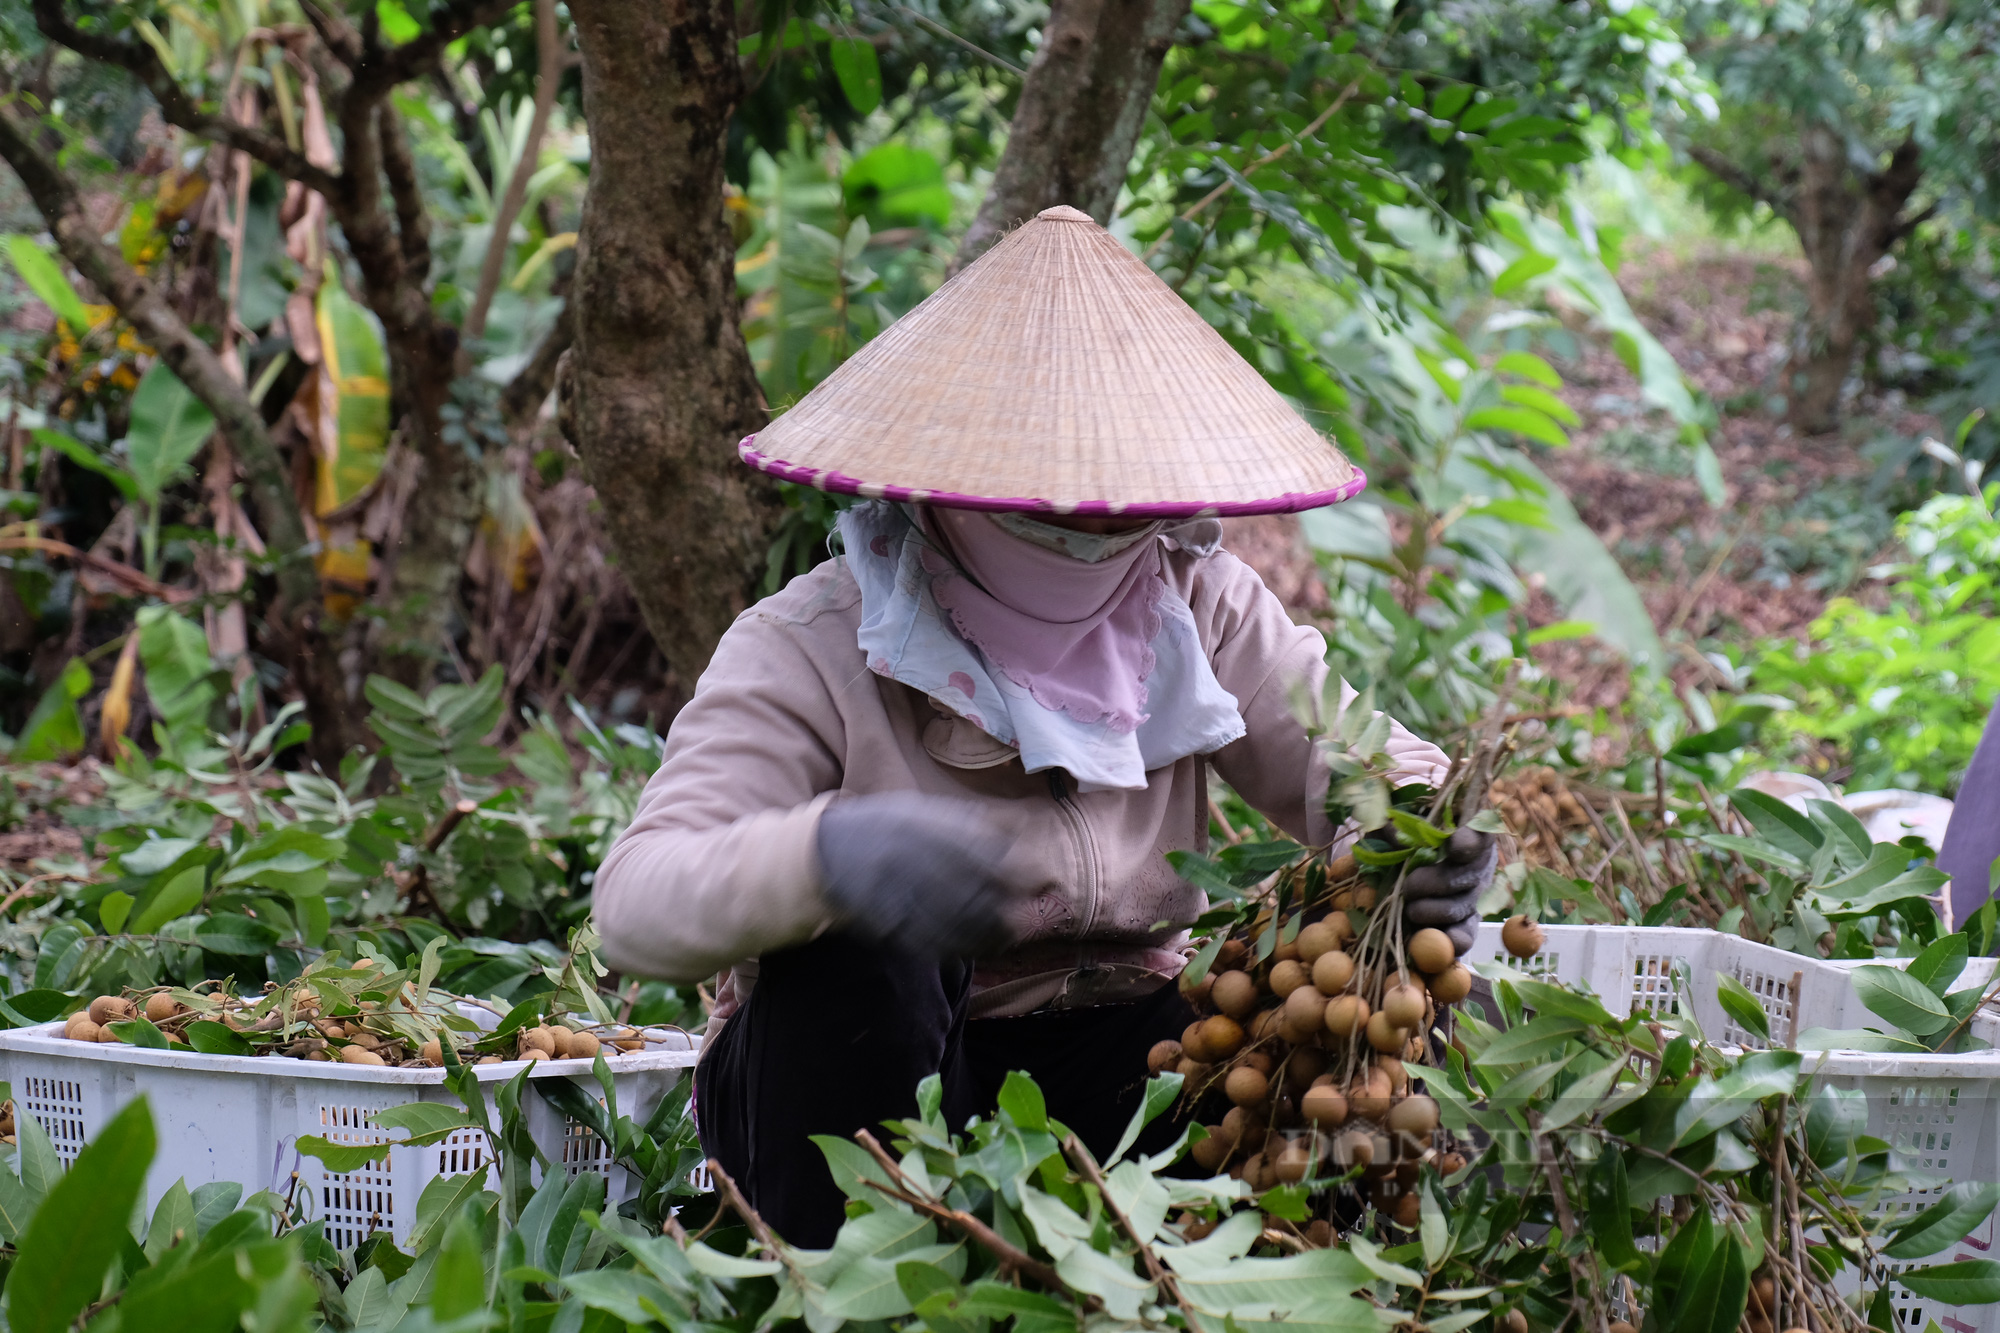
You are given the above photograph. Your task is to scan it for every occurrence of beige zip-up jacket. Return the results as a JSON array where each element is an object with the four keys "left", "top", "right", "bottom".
[{"left": 592, "top": 546, "right": 1448, "bottom": 1016}]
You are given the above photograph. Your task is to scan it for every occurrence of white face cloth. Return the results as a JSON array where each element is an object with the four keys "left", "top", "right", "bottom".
[{"left": 836, "top": 503, "right": 1245, "bottom": 792}]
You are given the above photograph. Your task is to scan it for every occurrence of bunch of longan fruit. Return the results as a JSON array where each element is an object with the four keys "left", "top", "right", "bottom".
[{"left": 1149, "top": 861, "right": 1485, "bottom": 1230}]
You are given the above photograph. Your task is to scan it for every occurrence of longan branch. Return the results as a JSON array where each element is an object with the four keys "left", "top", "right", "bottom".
[
  {"left": 1061, "top": 1133, "right": 1203, "bottom": 1325},
  {"left": 854, "top": 1130, "right": 1095, "bottom": 1306}
]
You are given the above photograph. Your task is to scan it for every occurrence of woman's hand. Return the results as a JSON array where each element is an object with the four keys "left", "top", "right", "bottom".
[
  {"left": 815, "top": 793, "right": 1024, "bottom": 958},
  {"left": 1401, "top": 826, "right": 1498, "bottom": 954}
]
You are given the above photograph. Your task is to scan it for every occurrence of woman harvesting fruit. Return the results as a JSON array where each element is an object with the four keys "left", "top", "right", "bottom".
[{"left": 592, "top": 206, "right": 1495, "bottom": 1243}]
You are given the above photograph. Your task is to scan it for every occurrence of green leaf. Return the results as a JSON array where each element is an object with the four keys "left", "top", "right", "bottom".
[
  {"left": 1467, "top": 405, "right": 1568, "bottom": 447},
  {"left": 431, "top": 1210, "right": 487, "bottom": 1320},
  {"left": 996, "top": 1070, "right": 1048, "bottom": 1132},
  {"left": 4, "top": 235, "right": 93, "bottom": 331},
  {"left": 1900, "top": 1259, "right": 2000, "bottom": 1304},
  {"left": 375, "top": 1102, "right": 479, "bottom": 1140},
  {"left": 144, "top": 1179, "right": 196, "bottom": 1262},
  {"left": 1498, "top": 383, "right": 1580, "bottom": 426},
  {"left": 1108, "top": 1072, "right": 1182, "bottom": 1165},
  {"left": 10, "top": 1097, "right": 156, "bottom": 1333},
  {"left": 1886, "top": 1183, "right": 2000, "bottom": 1259},
  {"left": 296, "top": 1135, "right": 393, "bottom": 1173},
  {"left": 1490, "top": 251, "right": 1557, "bottom": 296},
  {"left": 1674, "top": 1051, "right": 1801, "bottom": 1147},
  {"left": 107, "top": 1016, "right": 171, "bottom": 1048},
  {"left": 1715, "top": 974, "right": 1772, "bottom": 1042},
  {"left": 99, "top": 889, "right": 134, "bottom": 935},
  {"left": 1728, "top": 789, "right": 1824, "bottom": 861},
  {"left": 829, "top": 37, "right": 883, "bottom": 114},
  {"left": 131, "top": 866, "right": 206, "bottom": 935},
  {"left": 1692, "top": 439, "right": 1726, "bottom": 507},
  {"left": 31, "top": 427, "right": 138, "bottom": 500},
  {"left": 136, "top": 604, "right": 219, "bottom": 739},
  {"left": 193, "top": 913, "right": 281, "bottom": 955},
  {"left": 1908, "top": 934, "right": 1971, "bottom": 997},
  {"left": 1851, "top": 966, "right": 1952, "bottom": 1036},
  {"left": 1493, "top": 350, "right": 1560, "bottom": 386},
  {"left": 1795, "top": 1027, "right": 1930, "bottom": 1053},
  {"left": 124, "top": 365, "right": 216, "bottom": 504},
  {"left": 12, "top": 657, "right": 91, "bottom": 762},
  {"left": 1473, "top": 1014, "right": 1587, "bottom": 1067},
  {"left": 184, "top": 1020, "right": 253, "bottom": 1056}
]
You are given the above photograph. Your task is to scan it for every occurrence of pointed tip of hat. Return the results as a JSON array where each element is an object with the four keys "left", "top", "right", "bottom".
[{"left": 1035, "top": 204, "right": 1094, "bottom": 223}]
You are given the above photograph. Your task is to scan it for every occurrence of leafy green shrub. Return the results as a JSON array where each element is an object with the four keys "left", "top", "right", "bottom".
[{"left": 1754, "top": 487, "right": 2000, "bottom": 793}]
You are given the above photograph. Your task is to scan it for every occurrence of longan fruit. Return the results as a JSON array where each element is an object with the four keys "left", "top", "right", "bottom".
[
  {"left": 1191, "top": 1130, "right": 1231, "bottom": 1171},
  {"left": 1201, "top": 1015, "right": 1246, "bottom": 1061},
  {"left": 1609, "top": 1323, "right": 1638, "bottom": 1333},
  {"left": 1280, "top": 1045, "right": 1327, "bottom": 1091},
  {"left": 570, "top": 1031, "right": 601, "bottom": 1060},
  {"left": 1273, "top": 1141, "right": 1313, "bottom": 1184},
  {"left": 1323, "top": 912, "right": 1356, "bottom": 945},
  {"left": 1324, "top": 994, "right": 1369, "bottom": 1038},
  {"left": 420, "top": 1040, "right": 444, "bottom": 1067},
  {"left": 66, "top": 1018, "right": 101, "bottom": 1043},
  {"left": 1305, "top": 1218, "right": 1333, "bottom": 1247},
  {"left": 144, "top": 993, "right": 179, "bottom": 1023},
  {"left": 88, "top": 996, "right": 133, "bottom": 1025},
  {"left": 1749, "top": 1274, "right": 1777, "bottom": 1315},
  {"left": 1502, "top": 915, "right": 1546, "bottom": 959},
  {"left": 96, "top": 1023, "right": 123, "bottom": 1043},
  {"left": 1273, "top": 919, "right": 1302, "bottom": 963},
  {"left": 1221, "top": 1104, "right": 1267, "bottom": 1152},
  {"left": 1212, "top": 970, "right": 1259, "bottom": 1020},
  {"left": 1502, "top": 1312, "right": 1528, "bottom": 1333},
  {"left": 1268, "top": 959, "right": 1309, "bottom": 999},
  {"left": 1382, "top": 984, "right": 1426, "bottom": 1031},
  {"left": 1238, "top": 1049, "right": 1275, "bottom": 1075},
  {"left": 520, "top": 1048, "right": 549, "bottom": 1062},
  {"left": 1376, "top": 1055, "right": 1409, "bottom": 1092},
  {"left": 1302, "top": 1083, "right": 1349, "bottom": 1128},
  {"left": 1225, "top": 1066, "right": 1270, "bottom": 1107},
  {"left": 1392, "top": 1191, "right": 1420, "bottom": 1228},
  {"left": 1349, "top": 1070, "right": 1394, "bottom": 1119},
  {"left": 340, "top": 1045, "right": 386, "bottom": 1066},
  {"left": 550, "top": 1026, "right": 576, "bottom": 1059},
  {"left": 1438, "top": 1150, "right": 1468, "bottom": 1175},
  {"left": 1249, "top": 1008, "right": 1286, "bottom": 1042},
  {"left": 1295, "top": 920, "right": 1342, "bottom": 963},
  {"left": 1179, "top": 968, "right": 1216, "bottom": 1008},
  {"left": 1408, "top": 928, "right": 1456, "bottom": 975},
  {"left": 1181, "top": 1020, "right": 1213, "bottom": 1062},
  {"left": 1366, "top": 1009, "right": 1411, "bottom": 1054},
  {"left": 1148, "top": 1039, "right": 1185, "bottom": 1074},
  {"left": 611, "top": 1029, "right": 645, "bottom": 1052},
  {"left": 1216, "top": 939, "right": 1249, "bottom": 972},
  {"left": 1311, "top": 950, "right": 1356, "bottom": 995},
  {"left": 1326, "top": 851, "right": 1358, "bottom": 881},
  {"left": 522, "top": 1025, "right": 558, "bottom": 1054},
  {"left": 1282, "top": 984, "right": 1328, "bottom": 1032},
  {"left": 1350, "top": 885, "right": 1378, "bottom": 911},
  {"left": 1427, "top": 964, "right": 1473, "bottom": 1006},
  {"left": 1332, "top": 1130, "right": 1375, "bottom": 1169},
  {"left": 1386, "top": 1094, "right": 1439, "bottom": 1135}
]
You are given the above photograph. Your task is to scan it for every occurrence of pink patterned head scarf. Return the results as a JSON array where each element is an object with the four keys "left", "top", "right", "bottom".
[{"left": 920, "top": 507, "right": 1167, "bottom": 733}]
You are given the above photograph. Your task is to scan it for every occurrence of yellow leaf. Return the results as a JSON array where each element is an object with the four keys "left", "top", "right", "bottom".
[{"left": 99, "top": 634, "right": 140, "bottom": 761}]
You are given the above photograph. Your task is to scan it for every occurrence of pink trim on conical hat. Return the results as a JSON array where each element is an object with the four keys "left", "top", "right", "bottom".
[{"left": 740, "top": 205, "right": 1364, "bottom": 516}]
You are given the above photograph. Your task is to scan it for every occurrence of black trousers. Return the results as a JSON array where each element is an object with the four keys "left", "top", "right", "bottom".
[{"left": 696, "top": 931, "right": 1198, "bottom": 1246}]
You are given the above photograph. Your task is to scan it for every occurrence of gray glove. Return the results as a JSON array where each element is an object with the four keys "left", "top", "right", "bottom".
[
  {"left": 816, "top": 792, "right": 1021, "bottom": 958},
  {"left": 1402, "top": 827, "right": 1497, "bottom": 954}
]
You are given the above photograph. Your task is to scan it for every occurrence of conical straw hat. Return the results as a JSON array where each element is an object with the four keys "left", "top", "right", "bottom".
[{"left": 739, "top": 205, "right": 1364, "bottom": 516}]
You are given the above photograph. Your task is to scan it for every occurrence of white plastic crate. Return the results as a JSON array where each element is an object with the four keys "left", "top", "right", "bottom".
[
  {"left": 1468, "top": 923, "right": 2000, "bottom": 1333},
  {"left": 0, "top": 1024, "right": 701, "bottom": 1250}
]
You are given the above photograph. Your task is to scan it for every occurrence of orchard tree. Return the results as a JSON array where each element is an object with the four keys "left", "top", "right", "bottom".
[{"left": 1678, "top": 0, "right": 2000, "bottom": 435}]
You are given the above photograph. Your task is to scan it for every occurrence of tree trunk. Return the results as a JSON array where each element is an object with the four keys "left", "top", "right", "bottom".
[
  {"left": 952, "top": 0, "right": 1191, "bottom": 271},
  {"left": 560, "top": 0, "right": 780, "bottom": 689},
  {"left": 1785, "top": 127, "right": 1925, "bottom": 435}
]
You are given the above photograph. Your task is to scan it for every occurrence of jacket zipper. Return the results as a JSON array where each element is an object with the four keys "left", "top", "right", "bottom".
[{"left": 1047, "top": 770, "right": 1102, "bottom": 935}]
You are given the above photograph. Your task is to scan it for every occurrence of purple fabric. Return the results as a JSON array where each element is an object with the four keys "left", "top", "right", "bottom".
[
  {"left": 920, "top": 507, "right": 1166, "bottom": 733},
  {"left": 737, "top": 436, "right": 1371, "bottom": 517},
  {"left": 1944, "top": 700, "right": 2000, "bottom": 932}
]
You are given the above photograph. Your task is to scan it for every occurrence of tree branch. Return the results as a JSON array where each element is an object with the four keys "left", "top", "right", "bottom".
[
  {"left": 463, "top": 0, "right": 561, "bottom": 341},
  {"left": 378, "top": 101, "right": 433, "bottom": 282},
  {"left": 0, "top": 95, "right": 314, "bottom": 606},
  {"left": 31, "top": 0, "right": 340, "bottom": 196},
  {"left": 351, "top": 0, "right": 518, "bottom": 100},
  {"left": 1686, "top": 144, "right": 1793, "bottom": 223},
  {"left": 1061, "top": 1133, "right": 1199, "bottom": 1326}
]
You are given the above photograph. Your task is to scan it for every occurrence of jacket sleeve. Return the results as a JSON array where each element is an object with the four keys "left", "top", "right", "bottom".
[
  {"left": 1201, "top": 554, "right": 1448, "bottom": 847},
  {"left": 590, "top": 609, "right": 847, "bottom": 983}
]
